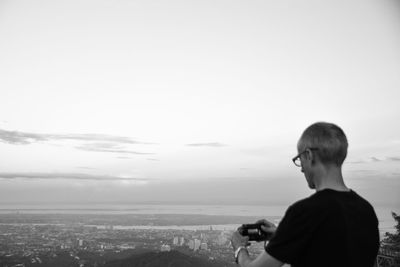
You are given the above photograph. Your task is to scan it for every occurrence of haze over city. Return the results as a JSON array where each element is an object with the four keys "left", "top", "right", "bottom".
[{"left": 0, "top": 0, "right": 399, "bottom": 209}]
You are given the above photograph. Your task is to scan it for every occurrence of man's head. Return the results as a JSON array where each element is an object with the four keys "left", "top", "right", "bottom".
[{"left": 296, "top": 122, "right": 348, "bottom": 188}]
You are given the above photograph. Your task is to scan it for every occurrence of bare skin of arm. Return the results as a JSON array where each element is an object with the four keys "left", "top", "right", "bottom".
[
  {"left": 231, "top": 219, "right": 284, "bottom": 267},
  {"left": 237, "top": 248, "right": 283, "bottom": 267}
]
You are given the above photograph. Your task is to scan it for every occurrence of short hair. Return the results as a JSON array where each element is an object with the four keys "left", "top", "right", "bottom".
[{"left": 298, "top": 122, "right": 348, "bottom": 166}]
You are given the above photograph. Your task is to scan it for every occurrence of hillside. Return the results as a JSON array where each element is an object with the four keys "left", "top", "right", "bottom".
[{"left": 103, "top": 250, "right": 235, "bottom": 267}]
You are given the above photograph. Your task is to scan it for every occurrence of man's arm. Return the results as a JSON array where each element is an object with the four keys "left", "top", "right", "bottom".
[
  {"left": 231, "top": 230, "right": 284, "bottom": 267},
  {"left": 237, "top": 248, "right": 284, "bottom": 267}
]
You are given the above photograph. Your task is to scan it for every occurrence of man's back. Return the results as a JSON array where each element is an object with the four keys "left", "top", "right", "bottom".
[
  {"left": 265, "top": 189, "right": 379, "bottom": 267},
  {"left": 231, "top": 123, "right": 380, "bottom": 267}
]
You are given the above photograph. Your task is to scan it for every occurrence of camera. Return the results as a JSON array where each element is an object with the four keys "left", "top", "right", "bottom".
[{"left": 238, "top": 223, "right": 273, "bottom": 242}]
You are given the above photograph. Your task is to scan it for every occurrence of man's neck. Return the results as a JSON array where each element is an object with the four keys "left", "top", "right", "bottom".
[{"left": 314, "top": 165, "right": 349, "bottom": 192}]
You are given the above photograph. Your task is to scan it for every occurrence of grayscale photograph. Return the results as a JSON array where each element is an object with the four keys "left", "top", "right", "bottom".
[{"left": 0, "top": 0, "right": 399, "bottom": 266}]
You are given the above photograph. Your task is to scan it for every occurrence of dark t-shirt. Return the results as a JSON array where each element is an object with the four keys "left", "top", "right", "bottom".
[{"left": 265, "top": 189, "right": 379, "bottom": 267}]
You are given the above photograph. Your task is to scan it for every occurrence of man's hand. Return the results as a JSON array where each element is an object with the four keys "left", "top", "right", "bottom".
[
  {"left": 256, "top": 219, "right": 277, "bottom": 238},
  {"left": 230, "top": 230, "right": 250, "bottom": 251},
  {"left": 230, "top": 226, "right": 284, "bottom": 267}
]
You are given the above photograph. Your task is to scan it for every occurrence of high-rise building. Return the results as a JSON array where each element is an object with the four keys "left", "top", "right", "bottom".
[
  {"left": 179, "top": 237, "right": 185, "bottom": 246},
  {"left": 194, "top": 239, "right": 201, "bottom": 251},
  {"left": 173, "top": 237, "right": 179, "bottom": 245},
  {"left": 188, "top": 240, "right": 195, "bottom": 250},
  {"left": 216, "top": 233, "right": 229, "bottom": 246},
  {"left": 200, "top": 242, "right": 208, "bottom": 250},
  {"left": 161, "top": 244, "right": 171, "bottom": 252}
]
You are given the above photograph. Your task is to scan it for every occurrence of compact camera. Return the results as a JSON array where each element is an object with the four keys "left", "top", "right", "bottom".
[{"left": 238, "top": 223, "right": 273, "bottom": 242}]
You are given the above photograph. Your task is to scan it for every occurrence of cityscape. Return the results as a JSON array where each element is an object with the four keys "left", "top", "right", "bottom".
[
  {"left": 0, "top": 213, "right": 268, "bottom": 267},
  {"left": 1, "top": 0, "right": 399, "bottom": 266}
]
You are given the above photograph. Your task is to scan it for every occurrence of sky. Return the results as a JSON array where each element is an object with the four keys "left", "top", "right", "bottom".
[{"left": 0, "top": 0, "right": 399, "bottom": 209}]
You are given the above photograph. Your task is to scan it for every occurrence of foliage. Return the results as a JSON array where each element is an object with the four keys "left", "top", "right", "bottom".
[
  {"left": 382, "top": 212, "right": 400, "bottom": 248},
  {"left": 381, "top": 212, "right": 400, "bottom": 266},
  {"left": 103, "top": 250, "right": 234, "bottom": 267}
]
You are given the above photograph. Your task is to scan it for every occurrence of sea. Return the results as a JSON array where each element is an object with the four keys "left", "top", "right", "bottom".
[{"left": 0, "top": 203, "right": 397, "bottom": 238}]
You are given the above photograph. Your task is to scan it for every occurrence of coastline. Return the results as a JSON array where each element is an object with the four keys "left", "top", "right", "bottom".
[{"left": 0, "top": 204, "right": 397, "bottom": 237}]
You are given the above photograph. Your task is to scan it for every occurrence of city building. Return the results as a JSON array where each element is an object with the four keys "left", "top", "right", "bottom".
[
  {"left": 188, "top": 240, "right": 194, "bottom": 250},
  {"left": 194, "top": 239, "right": 201, "bottom": 251},
  {"left": 160, "top": 244, "right": 171, "bottom": 252}
]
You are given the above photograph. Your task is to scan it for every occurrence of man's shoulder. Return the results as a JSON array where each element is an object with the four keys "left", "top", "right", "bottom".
[
  {"left": 288, "top": 189, "right": 353, "bottom": 212},
  {"left": 289, "top": 192, "right": 322, "bottom": 210},
  {"left": 288, "top": 189, "right": 377, "bottom": 218},
  {"left": 285, "top": 195, "right": 320, "bottom": 217}
]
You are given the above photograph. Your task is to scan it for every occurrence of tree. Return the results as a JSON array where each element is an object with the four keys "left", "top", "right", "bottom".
[
  {"left": 380, "top": 212, "right": 400, "bottom": 266},
  {"left": 382, "top": 212, "right": 400, "bottom": 248}
]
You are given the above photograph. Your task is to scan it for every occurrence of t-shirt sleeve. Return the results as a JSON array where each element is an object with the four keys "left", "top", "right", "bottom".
[{"left": 265, "top": 203, "right": 315, "bottom": 264}]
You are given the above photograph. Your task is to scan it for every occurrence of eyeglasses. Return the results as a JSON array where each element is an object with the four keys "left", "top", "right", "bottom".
[{"left": 292, "top": 148, "right": 318, "bottom": 167}]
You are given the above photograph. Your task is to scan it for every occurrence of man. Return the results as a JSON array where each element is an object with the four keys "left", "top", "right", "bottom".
[{"left": 231, "top": 122, "right": 379, "bottom": 267}]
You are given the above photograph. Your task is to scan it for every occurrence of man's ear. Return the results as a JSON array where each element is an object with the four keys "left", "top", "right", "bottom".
[{"left": 306, "top": 148, "right": 315, "bottom": 164}]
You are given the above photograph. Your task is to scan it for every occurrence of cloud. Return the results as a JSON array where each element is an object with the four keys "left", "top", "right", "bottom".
[
  {"left": 147, "top": 158, "right": 160, "bottom": 161},
  {"left": 0, "top": 128, "right": 152, "bottom": 145},
  {"left": 0, "top": 129, "right": 47, "bottom": 144},
  {"left": 0, "top": 172, "right": 149, "bottom": 181},
  {"left": 369, "top": 157, "right": 400, "bottom": 162},
  {"left": 76, "top": 166, "right": 97, "bottom": 170},
  {"left": 76, "top": 143, "right": 154, "bottom": 155},
  {"left": 0, "top": 128, "right": 155, "bottom": 155},
  {"left": 346, "top": 160, "right": 367, "bottom": 164},
  {"left": 185, "top": 142, "right": 227, "bottom": 147},
  {"left": 348, "top": 169, "right": 376, "bottom": 173},
  {"left": 347, "top": 156, "right": 400, "bottom": 164}
]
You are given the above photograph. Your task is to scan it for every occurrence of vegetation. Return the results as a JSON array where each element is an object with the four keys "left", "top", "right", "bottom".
[
  {"left": 103, "top": 250, "right": 235, "bottom": 267},
  {"left": 381, "top": 212, "right": 400, "bottom": 266},
  {"left": 382, "top": 212, "right": 400, "bottom": 249}
]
